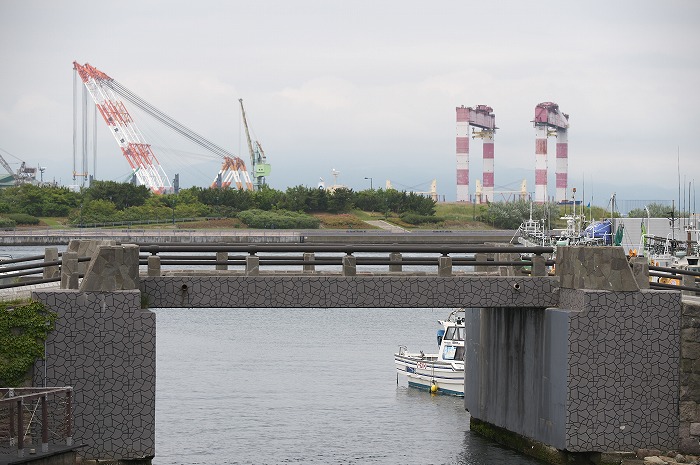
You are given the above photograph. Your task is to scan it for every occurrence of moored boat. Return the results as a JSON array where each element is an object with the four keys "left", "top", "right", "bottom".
[{"left": 394, "top": 308, "right": 465, "bottom": 396}]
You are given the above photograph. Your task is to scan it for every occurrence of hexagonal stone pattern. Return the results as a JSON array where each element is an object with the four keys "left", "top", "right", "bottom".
[
  {"left": 32, "top": 289, "right": 155, "bottom": 460},
  {"left": 140, "top": 276, "right": 560, "bottom": 309}
]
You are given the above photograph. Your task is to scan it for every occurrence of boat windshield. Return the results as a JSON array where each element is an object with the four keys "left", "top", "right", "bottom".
[
  {"left": 442, "top": 345, "right": 465, "bottom": 361},
  {"left": 444, "top": 326, "right": 465, "bottom": 341}
]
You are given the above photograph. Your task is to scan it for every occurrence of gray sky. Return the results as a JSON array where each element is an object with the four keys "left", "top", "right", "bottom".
[{"left": 1, "top": 0, "right": 699, "bottom": 207}]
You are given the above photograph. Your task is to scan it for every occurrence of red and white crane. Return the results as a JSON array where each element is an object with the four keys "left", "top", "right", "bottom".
[
  {"left": 533, "top": 102, "right": 569, "bottom": 203},
  {"left": 73, "top": 62, "right": 253, "bottom": 193},
  {"left": 74, "top": 62, "right": 171, "bottom": 193},
  {"left": 455, "top": 105, "right": 496, "bottom": 203}
]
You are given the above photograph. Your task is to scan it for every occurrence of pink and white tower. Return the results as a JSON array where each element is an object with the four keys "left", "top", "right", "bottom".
[
  {"left": 455, "top": 106, "right": 471, "bottom": 202},
  {"left": 532, "top": 102, "right": 569, "bottom": 203},
  {"left": 455, "top": 105, "right": 496, "bottom": 202}
]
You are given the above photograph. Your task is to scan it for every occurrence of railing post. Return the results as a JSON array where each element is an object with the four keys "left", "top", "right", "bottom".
[
  {"left": 683, "top": 273, "right": 695, "bottom": 296},
  {"left": 438, "top": 256, "right": 452, "bottom": 277},
  {"left": 9, "top": 398, "right": 15, "bottom": 447},
  {"left": 531, "top": 254, "right": 547, "bottom": 277},
  {"left": 60, "top": 251, "right": 79, "bottom": 289},
  {"left": 148, "top": 255, "right": 161, "bottom": 277},
  {"left": 17, "top": 399, "right": 23, "bottom": 458},
  {"left": 66, "top": 390, "right": 72, "bottom": 446},
  {"left": 630, "top": 256, "right": 650, "bottom": 289},
  {"left": 246, "top": 255, "right": 260, "bottom": 276},
  {"left": 303, "top": 252, "right": 315, "bottom": 273},
  {"left": 389, "top": 252, "right": 402, "bottom": 272},
  {"left": 342, "top": 254, "right": 356, "bottom": 276},
  {"left": 43, "top": 247, "right": 60, "bottom": 279},
  {"left": 216, "top": 251, "right": 228, "bottom": 271},
  {"left": 41, "top": 395, "right": 48, "bottom": 453}
]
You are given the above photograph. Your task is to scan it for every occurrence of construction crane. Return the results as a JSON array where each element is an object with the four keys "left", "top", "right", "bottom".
[
  {"left": 73, "top": 62, "right": 253, "bottom": 193},
  {"left": 0, "top": 149, "right": 38, "bottom": 186},
  {"left": 239, "top": 99, "right": 271, "bottom": 190}
]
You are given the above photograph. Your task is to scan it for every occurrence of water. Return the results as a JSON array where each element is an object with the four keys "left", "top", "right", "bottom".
[{"left": 153, "top": 307, "right": 543, "bottom": 465}]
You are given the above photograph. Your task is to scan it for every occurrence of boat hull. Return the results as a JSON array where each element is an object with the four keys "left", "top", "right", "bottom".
[{"left": 394, "top": 353, "right": 464, "bottom": 397}]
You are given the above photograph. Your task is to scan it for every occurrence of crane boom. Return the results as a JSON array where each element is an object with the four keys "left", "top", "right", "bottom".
[
  {"left": 238, "top": 99, "right": 271, "bottom": 190},
  {"left": 239, "top": 99, "right": 256, "bottom": 172},
  {"left": 74, "top": 62, "right": 172, "bottom": 193},
  {"left": 73, "top": 61, "right": 253, "bottom": 192},
  {"left": 0, "top": 153, "right": 14, "bottom": 179}
]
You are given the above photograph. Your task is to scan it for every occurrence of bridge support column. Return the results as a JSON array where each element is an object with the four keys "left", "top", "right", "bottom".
[
  {"left": 438, "top": 256, "right": 452, "bottom": 277},
  {"left": 43, "top": 247, "right": 60, "bottom": 279},
  {"left": 246, "top": 256, "right": 260, "bottom": 276},
  {"left": 303, "top": 252, "right": 315, "bottom": 272},
  {"left": 60, "top": 251, "right": 79, "bottom": 289},
  {"left": 342, "top": 255, "right": 356, "bottom": 276},
  {"left": 216, "top": 252, "right": 228, "bottom": 271},
  {"left": 147, "top": 256, "right": 161, "bottom": 277},
  {"left": 465, "top": 246, "right": 680, "bottom": 456},
  {"left": 389, "top": 252, "right": 402, "bottom": 272}
]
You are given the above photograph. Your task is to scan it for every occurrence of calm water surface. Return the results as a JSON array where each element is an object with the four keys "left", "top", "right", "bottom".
[
  {"left": 153, "top": 307, "right": 543, "bottom": 465},
  {"left": 4, "top": 246, "right": 542, "bottom": 464}
]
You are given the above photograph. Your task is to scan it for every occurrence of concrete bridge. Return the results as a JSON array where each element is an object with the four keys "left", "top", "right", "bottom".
[{"left": 15, "top": 240, "right": 700, "bottom": 463}]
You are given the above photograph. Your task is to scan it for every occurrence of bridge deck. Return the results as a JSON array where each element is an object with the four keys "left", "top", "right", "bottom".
[{"left": 140, "top": 275, "right": 560, "bottom": 308}]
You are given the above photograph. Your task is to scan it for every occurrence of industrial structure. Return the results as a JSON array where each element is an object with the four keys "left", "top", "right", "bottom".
[
  {"left": 239, "top": 99, "right": 271, "bottom": 190},
  {"left": 533, "top": 101, "right": 569, "bottom": 203},
  {"left": 455, "top": 105, "right": 496, "bottom": 203},
  {"left": 73, "top": 62, "right": 258, "bottom": 193},
  {"left": 0, "top": 154, "right": 38, "bottom": 187},
  {"left": 455, "top": 102, "right": 569, "bottom": 204}
]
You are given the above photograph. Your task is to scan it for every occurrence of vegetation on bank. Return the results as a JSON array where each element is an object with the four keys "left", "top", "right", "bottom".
[
  {"left": 0, "top": 180, "right": 670, "bottom": 231},
  {"left": 0, "top": 299, "right": 57, "bottom": 387}
]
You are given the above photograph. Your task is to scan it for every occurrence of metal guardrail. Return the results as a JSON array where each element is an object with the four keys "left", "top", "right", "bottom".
[{"left": 0, "top": 387, "right": 73, "bottom": 458}]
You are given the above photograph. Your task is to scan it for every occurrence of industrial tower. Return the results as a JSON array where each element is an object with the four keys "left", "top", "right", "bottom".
[
  {"left": 533, "top": 102, "right": 569, "bottom": 203},
  {"left": 455, "top": 105, "right": 496, "bottom": 203}
]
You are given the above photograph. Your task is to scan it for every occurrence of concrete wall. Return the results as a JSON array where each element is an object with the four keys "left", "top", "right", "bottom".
[
  {"left": 32, "top": 290, "right": 155, "bottom": 461},
  {"left": 465, "top": 246, "right": 681, "bottom": 453},
  {"left": 464, "top": 306, "right": 569, "bottom": 449},
  {"left": 680, "top": 297, "right": 700, "bottom": 453}
]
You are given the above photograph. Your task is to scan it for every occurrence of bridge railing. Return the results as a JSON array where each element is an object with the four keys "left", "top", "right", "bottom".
[
  {"left": 0, "top": 387, "right": 73, "bottom": 458},
  {"left": 649, "top": 264, "right": 700, "bottom": 292},
  {"left": 0, "top": 254, "right": 90, "bottom": 291},
  {"left": 138, "top": 243, "right": 556, "bottom": 277}
]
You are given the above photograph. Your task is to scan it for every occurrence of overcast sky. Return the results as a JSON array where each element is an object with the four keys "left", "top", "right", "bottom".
[{"left": 1, "top": 0, "right": 699, "bottom": 207}]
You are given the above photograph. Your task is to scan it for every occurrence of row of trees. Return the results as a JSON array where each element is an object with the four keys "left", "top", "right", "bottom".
[{"left": 0, "top": 181, "right": 437, "bottom": 226}]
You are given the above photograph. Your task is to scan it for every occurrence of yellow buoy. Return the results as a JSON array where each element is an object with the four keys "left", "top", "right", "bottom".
[{"left": 430, "top": 384, "right": 438, "bottom": 393}]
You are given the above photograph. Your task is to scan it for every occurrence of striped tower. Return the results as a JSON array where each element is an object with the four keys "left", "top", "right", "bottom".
[
  {"left": 555, "top": 128, "right": 568, "bottom": 202},
  {"left": 482, "top": 131, "right": 494, "bottom": 202},
  {"left": 534, "top": 126, "right": 548, "bottom": 203},
  {"left": 456, "top": 106, "right": 470, "bottom": 202}
]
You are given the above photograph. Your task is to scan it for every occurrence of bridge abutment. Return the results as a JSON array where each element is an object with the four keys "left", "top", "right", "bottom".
[{"left": 465, "top": 246, "right": 681, "bottom": 457}]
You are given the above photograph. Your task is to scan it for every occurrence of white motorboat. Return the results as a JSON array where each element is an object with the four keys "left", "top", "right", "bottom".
[{"left": 394, "top": 309, "right": 465, "bottom": 396}]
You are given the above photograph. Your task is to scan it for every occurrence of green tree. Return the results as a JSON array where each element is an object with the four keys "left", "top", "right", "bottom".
[
  {"left": 84, "top": 180, "right": 151, "bottom": 210},
  {"left": 627, "top": 202, "right": 682, "bottom": 218}
]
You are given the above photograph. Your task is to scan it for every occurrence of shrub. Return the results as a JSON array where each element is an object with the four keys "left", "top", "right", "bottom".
[
  {"left": 0, "top": 216, "right": 17, "bottom": 229},
  {"left": 5, "top": 213, "right": 40, "bottom": 225},
  {"left": 237, "top": 209, "right": 320, "bottom": 229},
  {"left": 399, "top": 212, "right": 443, "bottom": 225}
]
